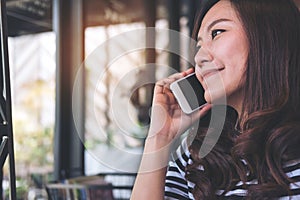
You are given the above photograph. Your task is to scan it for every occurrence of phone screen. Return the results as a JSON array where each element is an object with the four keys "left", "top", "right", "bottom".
[{"left": 177, "top": 74, "right": 206, "bottom": 110}]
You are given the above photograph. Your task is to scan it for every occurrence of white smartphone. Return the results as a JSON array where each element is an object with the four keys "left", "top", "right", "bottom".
[{"left": 170, "top": 72, "right": 207, "bottom": 114}]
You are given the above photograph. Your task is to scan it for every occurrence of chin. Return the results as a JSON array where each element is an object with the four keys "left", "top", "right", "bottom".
[
  {"left": 204, "top": 92, "right": 212, "bottom": 104},
  {"left": 204, "top": 90, "right": 227, "bottom": 105}
]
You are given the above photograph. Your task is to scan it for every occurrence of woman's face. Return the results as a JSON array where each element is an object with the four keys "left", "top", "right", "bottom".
[{"left": 194, "top": 0, "right": 248, "bottom": 112}]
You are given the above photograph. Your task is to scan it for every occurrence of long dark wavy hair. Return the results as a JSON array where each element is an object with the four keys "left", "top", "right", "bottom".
[{"left": 186, "top": 0, "right": 300, "bottom": 199}]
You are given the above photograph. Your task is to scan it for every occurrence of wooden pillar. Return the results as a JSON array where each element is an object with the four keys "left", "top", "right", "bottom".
[
  {"left": 53, "top": 0, "right": 85, "bottom": 180},
  {"left": 168, "top": 0, "right": 181, "bottom": 73}
]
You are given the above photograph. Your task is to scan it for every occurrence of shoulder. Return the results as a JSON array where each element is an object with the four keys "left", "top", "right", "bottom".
[
  {"left": 284, "top": 159, "right": 300, "bottom": 198},
  {"left": 284, "top": 158, "right": 300, "bottom": 177},
  {"left": 165, "top": 137, "right": 195, "bottom": 200},
  {"left": 170, "top": 137, "right": 193, "bottom": 169}
]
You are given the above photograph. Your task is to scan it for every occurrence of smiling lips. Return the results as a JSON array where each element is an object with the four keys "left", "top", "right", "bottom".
[{"left": 201, "top": 68, "right": 225, "bottom": 79}]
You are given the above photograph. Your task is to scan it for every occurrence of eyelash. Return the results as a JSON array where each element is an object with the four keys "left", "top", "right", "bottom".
[
  {"left": 211, "top": 29, "right": 225, "bottom": 39},
  {"left": 195, "top": 29, "right": 225, "bottom": 52}
]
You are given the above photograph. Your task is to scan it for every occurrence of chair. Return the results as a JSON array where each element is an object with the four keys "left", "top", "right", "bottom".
[{"left": 46, "top": 183, "right": 114, "bottom": 200}]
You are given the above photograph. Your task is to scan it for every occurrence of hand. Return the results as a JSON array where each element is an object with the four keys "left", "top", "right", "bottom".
[{"left": 148, "top": 68, "right": 212, "bottom": 144}]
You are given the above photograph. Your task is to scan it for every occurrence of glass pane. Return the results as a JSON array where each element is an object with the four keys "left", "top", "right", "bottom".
[{"left": 5, "top": 32, "right": 55, "bottom": 198}]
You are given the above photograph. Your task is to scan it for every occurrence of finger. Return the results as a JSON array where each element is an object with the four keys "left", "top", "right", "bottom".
[
  {"left": 163, "top": 75, "right": 183, "bottom": 91},
  {"left": 163, "top": 87, "right": 173, "bottom": 95},
  {"left": 154, "top": 82, "right": 164, "bottom": 94},
  {"left": 168, "top": 72, "right": 184, "bottom": 79},
  {"left": 154, "top": 77, "right": 178, "bottom": 94},
  {"left": 169, "top": 68, "right": 194, "bottom": 79},
  {"left": 154, "top": 89, "right": 177, "bottom": 104},
  {"left": 157, "top": 68, "right": 194, "bottom": 86},
  {"left": 164, "top": 90, "right": 177, "bottom": 103},
  {"left": 183, "top": 67, "right": 195, "bottom": 76},
  {"left": 154, "top": 82, "right": 172, "bottom": 95},
  {"left": 170, "top": 103, "right": 180, "bottom": 111},
  {"left": 154, "top": 78, "right": 171, "bottom": 93},
  {"left": 154, "top": 68, "right": 195, "bottom": 94}
]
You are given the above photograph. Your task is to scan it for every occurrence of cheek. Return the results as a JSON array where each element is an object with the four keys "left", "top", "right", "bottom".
[
  {"left": 213, "top": 33, "right": 248, "bottom": 68},
  {"left": 203, "top": 74, "right": 227, "bottom": 104},
  {"left": 204, "top": 32, "right": 248, "bottom": 103},
  {"left": 216, "top": 46, "right": 243, "bottom": 65}
]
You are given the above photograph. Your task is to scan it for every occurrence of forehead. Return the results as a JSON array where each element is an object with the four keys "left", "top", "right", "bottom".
[{"left": 199, "top": 0, "right": 240, "bottom": 34}]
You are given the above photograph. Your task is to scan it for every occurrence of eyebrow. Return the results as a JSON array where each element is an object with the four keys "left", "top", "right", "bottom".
[{"left": 197, "top": 18, "right": 232, "bottom": 41}]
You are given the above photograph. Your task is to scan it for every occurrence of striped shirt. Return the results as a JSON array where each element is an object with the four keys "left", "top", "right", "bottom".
[{"left": 164, "top": 138, "right": 300, "bottom": 200}]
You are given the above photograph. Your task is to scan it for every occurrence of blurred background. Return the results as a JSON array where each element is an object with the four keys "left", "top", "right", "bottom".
[{"left": 1, "top": 0, "right": 300, "bottom": 199}]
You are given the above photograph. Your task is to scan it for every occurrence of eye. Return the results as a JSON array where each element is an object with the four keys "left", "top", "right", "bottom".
[
  {"left": 195, "top": 45, "right": 201, "bottom": 52},
  {"left": 211, "top": 29, "right": 225, "bottom": 39}
]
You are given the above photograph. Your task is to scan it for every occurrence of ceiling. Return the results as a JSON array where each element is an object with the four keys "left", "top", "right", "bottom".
[
  {"left": 6, "top": 0, "right": 300, "bottom": 37},
  {"left": 6, "top": 0, "right": 52, "bottom": 36},
  {"left": 5, "top": 0, "right": 168, "bottom": 37}
]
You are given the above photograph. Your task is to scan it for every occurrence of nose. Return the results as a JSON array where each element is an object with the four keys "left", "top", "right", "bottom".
[{"left": 194, "top": 44, "right": 213, "bottom": 67}]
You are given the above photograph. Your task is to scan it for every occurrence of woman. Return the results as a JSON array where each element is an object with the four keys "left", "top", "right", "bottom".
[{"left": 131, "top": 0, "right": 300, "bottom": 199}]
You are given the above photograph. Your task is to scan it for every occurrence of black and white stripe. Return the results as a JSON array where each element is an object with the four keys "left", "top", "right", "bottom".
[{"left": 164, "top": 138, "right": 300, "bottom": 200}]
